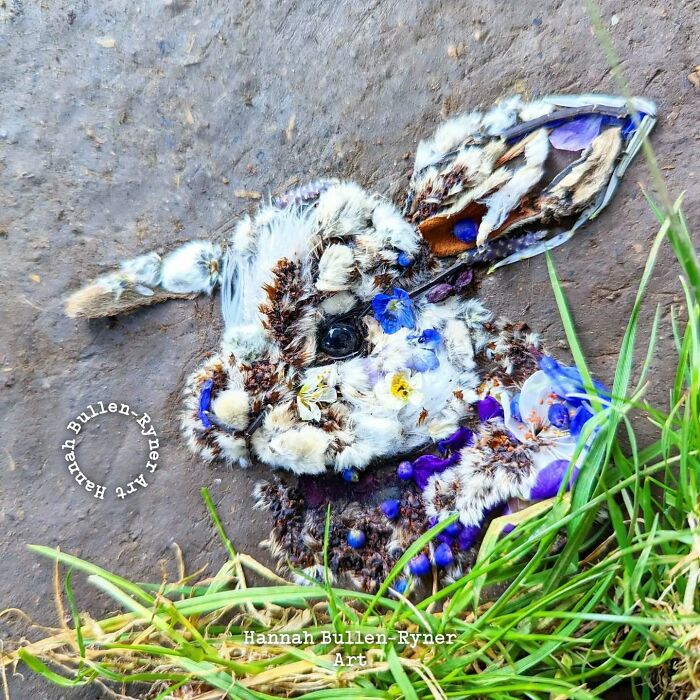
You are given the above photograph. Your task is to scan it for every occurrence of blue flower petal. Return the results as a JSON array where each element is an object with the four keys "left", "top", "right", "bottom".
[
  {"left": 570, "top": 405, "right": 594, "bottom": 438},
  {"left": 397, "top": 461, "right": 414, "bottom": 480},
  {"left": 539, "top": 355, "right": 608, "bottom": 402},
  {"left": 393, "top": 578, "right": 409, "bottom": 593},
  {"left": 547, "top": 402, "right": 570, "bottom": 429},
  {"left": 418, "top": 328, "right": 441, "bottom": 349},
  {"left": 347, "top": 529, "right": 366, "bottom": 549},
  {"left": 407, "top": 349, "right": 439, "bottom": 373},
  {"left": 409, "top": 553, "right": 431, "bottom": 576},
  {"left": 342, "top": 468, "right": 359, "bottom": 482},
  {"left": 456, "top": 524, "right": 481, "bottom": 551},
  {"left": 371, "top": 293, "right": 393, "bottom": 317},
  {"left": 510, "top": 394, "right": 522, "bottom": 422},
  {"left": 381, "top": 499, "right": 400, "bottom": 519},
  {"left": 198, "top": 379, "right": 214, "bottom": 428},
  {"left": 433, "top": 542, "right": 454, "bottom": 568},
  {"left": 371, "top": 288, "right": 416, "bottom": 334}
]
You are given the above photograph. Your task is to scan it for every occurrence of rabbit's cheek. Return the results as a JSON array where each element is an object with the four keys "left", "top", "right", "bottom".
[
  {"left": 210, "top": 389, "right": 250, "bottom": 431},
  {"left": 254, "top": 426, "right": 332, "bottom": 475}
]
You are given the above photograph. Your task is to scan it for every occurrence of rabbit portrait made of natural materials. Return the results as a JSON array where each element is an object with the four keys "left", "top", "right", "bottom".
[{"left": 65, "top": 94, "right": 655, "bottom": 589}]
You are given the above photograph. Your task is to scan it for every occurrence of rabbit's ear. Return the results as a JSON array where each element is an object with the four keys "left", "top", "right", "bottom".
[
  {"left": 65, "top": 240, "right": 223, "bottom": 318},
  {"left": 405, "top": 93, "right": 657, "bottom": 268}
]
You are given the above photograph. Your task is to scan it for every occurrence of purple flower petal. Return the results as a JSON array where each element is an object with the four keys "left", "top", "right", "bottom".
[
  {"left": 413, "top": 452, "right": 461, "bottom": 490},
  {"left": 529, "top": 459, "right": 579, "bottom": 500},
  {"left": 426, "top": 283, "right": 454, "bottom": 303},
  {"left": 454, "top": 269, "right": 474, "bottom": 291},
  {"left": 456, "top": 524, "right": 481, "bottom": 551},
  {"left": 437, "top": 426, "right": 473, "bottom": 454},
  {"left": 549, "top": 115, "right": 603, "bottom": 151},
  {"left": 477, "top": 395, "right": 504, "bottom": 422}
]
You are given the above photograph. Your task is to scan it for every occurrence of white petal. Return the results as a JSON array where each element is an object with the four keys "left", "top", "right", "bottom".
[
  {"left": 297, "top": 397, "right": 319, "bottom": 422},
  {"left": 408, "top": 390, "right": 425, "bottom": 406},
  {"left": 518, "top": 370, "right": 554, "bottom": 431}
]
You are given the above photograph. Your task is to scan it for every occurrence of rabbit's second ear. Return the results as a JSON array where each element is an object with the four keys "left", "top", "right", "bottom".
[{"left": 65, "top": 241, "right": 223, "bottom": 319}]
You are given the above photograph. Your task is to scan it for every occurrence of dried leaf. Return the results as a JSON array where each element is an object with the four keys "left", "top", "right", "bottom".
[
  {"left": 234, "top": 190, "right": 262, "bottom": 200},
  {"left": 447, "top": 42, "right": 465, "bottom": 59},
  {"left": 284, "top": 113, "right": 296, "bottom": 143},
  {"left": 688, "top": 66, "right": 700, "bottom": 89}
]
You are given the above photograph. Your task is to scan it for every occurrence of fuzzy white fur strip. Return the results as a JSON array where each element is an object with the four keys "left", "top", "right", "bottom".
[
  {"left": 160, "top": 241, "right": 222, "bottom": 294},
  {"left": 477, "top": 129, "right": 549, "bottom": 245}
]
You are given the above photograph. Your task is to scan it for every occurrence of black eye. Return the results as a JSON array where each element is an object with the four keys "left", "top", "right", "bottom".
[{"left": 320, "top": 322, "right": 362, "bottom": 358}]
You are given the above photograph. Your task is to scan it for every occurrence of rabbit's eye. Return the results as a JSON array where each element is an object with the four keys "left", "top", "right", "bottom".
[{"left": 320, "top": 322, "right": 362, "bottom": 358}]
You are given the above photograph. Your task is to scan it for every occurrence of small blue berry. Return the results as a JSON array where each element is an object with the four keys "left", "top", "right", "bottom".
[
  {"left": 548, "top": 403, "right": 570, "bottom": 429},
  {"left": 453, "top": 219, "right": 479, "bottom": 243},
  {"left": 397, "top": 251, "right": 414, "bottom": 267},
  {"left": 397, "top": 460, "right": 414, "bottom": 481},
  {"left": 347, "top": 529, "right": 366, "bottom": 549},
  {"left": 342, "top": 468, "right": 359, "bottom": 482},
  {"left": 381, "top": 499, "right": 400, "bottom": 520},
  {"left": 393, "top": 578, "right": 409, "bottom": 594},
  {"left": 408, "top": 553, "right": 431, "bottom": 576},
  {"left": 433, "top": 542, "right": 454, "bottom": 568},
  {"left": 444, "top": 520, "right": 463, "bottom": 537}
]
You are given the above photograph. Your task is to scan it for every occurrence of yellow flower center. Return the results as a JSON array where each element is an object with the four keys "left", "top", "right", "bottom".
[{"left": 390, "top": 372, "right": 413, "bottom": 402}]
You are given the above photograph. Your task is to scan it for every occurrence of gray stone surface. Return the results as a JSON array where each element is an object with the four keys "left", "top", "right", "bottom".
[{"left": 0, "top": 0, "right": 698, "bottom": 697}]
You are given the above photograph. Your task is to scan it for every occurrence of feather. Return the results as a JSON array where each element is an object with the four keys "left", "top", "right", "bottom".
[
  {"left": 414, "top": 110, "right": 484, "bottom": 172},
  {"left": 476, "top": 129, "right": 549, "bottom": 245}
]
